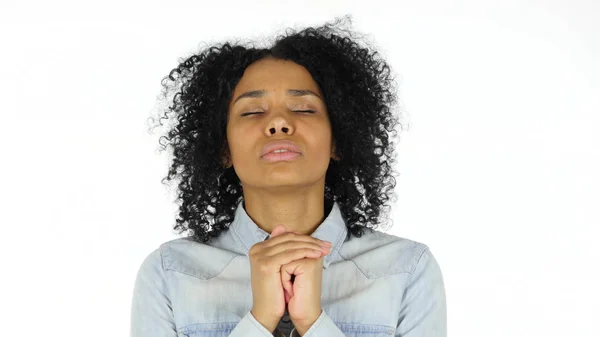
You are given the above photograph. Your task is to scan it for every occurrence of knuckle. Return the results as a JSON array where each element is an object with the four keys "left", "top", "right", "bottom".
[
  {"left": 249, "top": 246, "right": 258, "bottom": 256},
  {"left": 257, "top": 260, "right": 272, "bottom": 273},
  {"left": 305, "top": 248, "right": 317, "bottom": 255}
]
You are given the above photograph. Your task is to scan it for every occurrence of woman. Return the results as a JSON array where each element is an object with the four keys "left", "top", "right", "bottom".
[{"left": 131, "top": 15, "right": 446, "bottom": 337}]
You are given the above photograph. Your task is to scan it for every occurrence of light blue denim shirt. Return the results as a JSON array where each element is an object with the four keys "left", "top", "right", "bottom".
[{"left": 131, "top": 199, "right": 446, "bottom": 337}]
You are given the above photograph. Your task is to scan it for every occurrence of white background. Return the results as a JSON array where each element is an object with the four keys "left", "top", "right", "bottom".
[{"left": 0, "top": 1, "right": 598, "bottom": 336}]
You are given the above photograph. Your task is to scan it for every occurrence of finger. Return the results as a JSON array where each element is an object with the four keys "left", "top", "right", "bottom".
[
  {"left": 264, "top": 241, "right": 330, "bottom": 258},
  {"left": 264, "top": 231, "right": 331, "bottom": 249},
  {"left": 281, "top": 262, "right": 299, "bottom": 297},
  {"left": 272, "top": 248, "right": 321, "bottom": 272},
  {"left": 281, "top": 260, "right": 308, "bottom": 285},
  {"left": 282, "top": 273, "right": 293, "bottom": 299},
  {"left": 270, "top": 224, "right": 287, "bottom": 238}
]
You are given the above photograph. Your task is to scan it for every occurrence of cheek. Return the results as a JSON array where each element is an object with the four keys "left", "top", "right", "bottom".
[
  {"left": 313, "top": 126, "right": 333, "bottom": 149},
  {"left": 228, "top": 140, "right": 250, "bottom": 161},
  {"left": 227, "top": 131, "right": 258, "bottom": 166},
  {"left": 226, "top": 126, "right": 245, "bottom": 152},
  {"left": 309, "top": 137, "right": 334, "bottom": 164}
]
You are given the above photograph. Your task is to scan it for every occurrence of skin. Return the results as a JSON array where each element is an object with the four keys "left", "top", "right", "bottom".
[{"left": 222, "top": 57, "right": 340, "bottom": 236}]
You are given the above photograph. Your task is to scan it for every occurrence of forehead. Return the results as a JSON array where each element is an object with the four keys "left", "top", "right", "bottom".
[{"left": 231, "top": 58, "right": 322, "bottom": 98}]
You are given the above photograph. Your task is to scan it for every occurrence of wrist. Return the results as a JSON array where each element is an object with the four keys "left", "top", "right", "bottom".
[
  {"left": 250, "top": 309, "right": 280, "bottom": 333},
  {"left": 293, "top": 309, "right": 322, "bottom": 336}
]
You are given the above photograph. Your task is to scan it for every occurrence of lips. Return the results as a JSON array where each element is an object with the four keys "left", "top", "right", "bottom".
[
  {"left": 260, "top": 140, "right": 302, "bottom": 157},
  {"left": 261, "top": 151, "right": 301, "bottom": 162}
]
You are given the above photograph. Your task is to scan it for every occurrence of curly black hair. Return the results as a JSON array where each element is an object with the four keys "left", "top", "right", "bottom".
[{"left": 148, "top": 15, "right": 408, "bottom": 245}]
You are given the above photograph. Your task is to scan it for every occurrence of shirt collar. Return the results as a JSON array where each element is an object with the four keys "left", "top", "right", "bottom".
[{"left": 229, "top": 199, "right": 347, "bottom": 269}]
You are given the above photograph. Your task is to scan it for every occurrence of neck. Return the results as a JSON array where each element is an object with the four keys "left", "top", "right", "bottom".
[{"left": 242, "top": 186, "right": 329, "bottom": 236}]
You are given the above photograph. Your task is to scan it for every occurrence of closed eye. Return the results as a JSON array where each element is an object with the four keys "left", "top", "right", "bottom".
[
  {"left": 240, "top": 112, "right": 261, "bottom": 117},
  {"left": 241, "top": 110, "right": 316, "bottom": 117}
]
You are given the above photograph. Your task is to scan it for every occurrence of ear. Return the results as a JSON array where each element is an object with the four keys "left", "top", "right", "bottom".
[
  {"left": 330, "top": 139, "right": 341, "bottom": 161},
  {"left": 221, "top": 141, "right": 232, "bottom": 168}
]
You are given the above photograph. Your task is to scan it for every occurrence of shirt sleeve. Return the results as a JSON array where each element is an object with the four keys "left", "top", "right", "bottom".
[
  {"left": 289, "top": 310, "right": 347, "bottom": 337},
  {"left": 396, "top": 246, "right": 447, "bottom": 336},
  {"left": 130, "top": 247, "right": 293, "bottom": 337},
  {"left": 228, "top": 311, "right": 291, "bottom": 337},
  {"left": 130, "top": 247, "right": 177, "bottom": 337}
]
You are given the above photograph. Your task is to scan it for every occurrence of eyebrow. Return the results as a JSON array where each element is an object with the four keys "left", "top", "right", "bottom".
[{"left": 232, "top": 89, "right": 322, "bottom": 105}]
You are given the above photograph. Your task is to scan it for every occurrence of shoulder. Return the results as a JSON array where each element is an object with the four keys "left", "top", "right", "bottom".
[
  {"left": 138, "top": 237, "right": 241, "bottom": 280},
  {"left": 338, "top": 229, "right": 439, "bottom": 279}
]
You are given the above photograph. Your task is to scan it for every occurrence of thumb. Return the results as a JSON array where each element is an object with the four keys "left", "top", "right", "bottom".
[{"left": 270, "top": 224, "right": 287, "bottom": 238}]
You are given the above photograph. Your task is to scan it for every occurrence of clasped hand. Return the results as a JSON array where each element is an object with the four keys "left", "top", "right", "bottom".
[{"left": 271, "top": 224, "right": 328, "bottom": 332}]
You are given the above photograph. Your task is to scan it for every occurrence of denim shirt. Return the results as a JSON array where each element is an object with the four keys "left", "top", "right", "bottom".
[{"left": 130, "top": 200, "right": 447, "bottom": 337}]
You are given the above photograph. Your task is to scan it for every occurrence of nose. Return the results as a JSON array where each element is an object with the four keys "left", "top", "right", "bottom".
[
  {"left": 269, "top": 126, "right": 289, "bottom": 134},
  {"left": 265, "top": 114, "right": 294, "bottom": 136}
]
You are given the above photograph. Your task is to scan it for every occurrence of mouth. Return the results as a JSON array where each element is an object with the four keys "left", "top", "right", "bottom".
[{"left": 261, "top": 150, "right": 302, "bottom": 162}]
